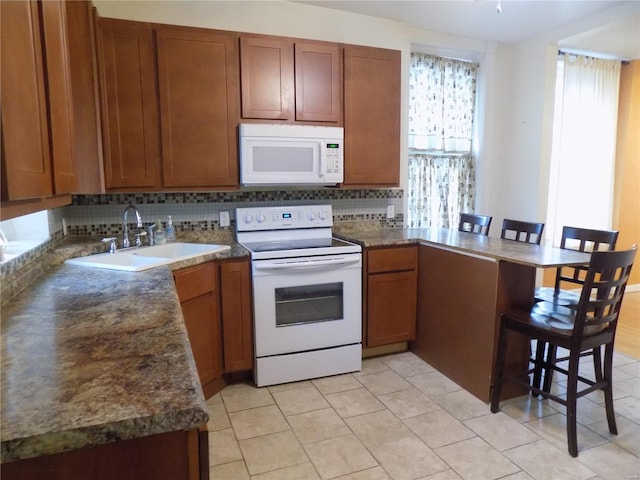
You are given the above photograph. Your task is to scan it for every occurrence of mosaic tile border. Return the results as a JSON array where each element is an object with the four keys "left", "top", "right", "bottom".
[
  {"left": 71, "top": 188, "right": 404, "bottom": 206},
  {"left": 65, "top": 213, "right": 405, "bottom": 237}
]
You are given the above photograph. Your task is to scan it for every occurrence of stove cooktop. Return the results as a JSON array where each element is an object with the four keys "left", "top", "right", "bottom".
[
  {"left": 236, "top": 205, "right": 361, "bottom": 259},
  {"left": 240, "top": 236, "right": 360, "bottom": 260}
]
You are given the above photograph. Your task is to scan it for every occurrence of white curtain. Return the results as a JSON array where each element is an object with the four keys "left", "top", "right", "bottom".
[
  {"left": 408, "top": 52, "right": 477, "bottom": 228},
  {"left": 546, "top": 54, "right": 621, "bottom": 246},
  {"left": 407, "top": 153, "right": 475, "bottom": 229},
  {"left": 408, "top": 53, "right": 476, "bottom": 152}
]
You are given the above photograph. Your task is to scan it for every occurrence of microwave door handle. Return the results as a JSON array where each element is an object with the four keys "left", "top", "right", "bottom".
[{"left": 318, "top": 142, "right": 325, "bottom": 179}]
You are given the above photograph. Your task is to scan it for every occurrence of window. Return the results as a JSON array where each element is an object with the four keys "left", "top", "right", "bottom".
[
  {"left": 0, "top": 211, "right": 50, "bottom": 263},
  {"left": 545, "top": 54, "right": 621, "bottom": 246},
  {"left": 407, "top": 52, "right": 478, "bottom": 228}
]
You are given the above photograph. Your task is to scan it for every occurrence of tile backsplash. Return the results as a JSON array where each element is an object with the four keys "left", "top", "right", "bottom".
[{"left": 63, "top": 189, "right": 405, "bottom": 236}]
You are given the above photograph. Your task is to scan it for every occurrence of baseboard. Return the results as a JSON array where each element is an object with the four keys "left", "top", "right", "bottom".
[
  {"left": 362, "top": 342, "right": 408, "bottom": 358},
  {"left": 625, "top": 283, "right": 640, "bottom": 293}
]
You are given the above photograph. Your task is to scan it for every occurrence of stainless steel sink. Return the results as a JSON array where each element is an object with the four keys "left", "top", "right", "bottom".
[{"left": 65, "top": 243, "right": 231, "bottom": 272}]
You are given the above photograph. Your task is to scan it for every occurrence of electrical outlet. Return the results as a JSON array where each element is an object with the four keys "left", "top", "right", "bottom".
[
  {"left": 386, "top": 205, "right": 395, "bottom": 219},
  {"left": 219, "top": 211, "right": 230, "bottom": 227}
]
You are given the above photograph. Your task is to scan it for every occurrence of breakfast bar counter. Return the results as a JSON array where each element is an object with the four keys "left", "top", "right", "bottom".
[{"left": 338, "top": 228, "right": 591, "bottom": 402}]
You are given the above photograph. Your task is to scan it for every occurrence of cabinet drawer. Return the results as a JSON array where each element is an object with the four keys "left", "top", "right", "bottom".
[
  {"left": 174, "top": 262, "right": 217, "bottom": 303},
  {"left": 367, "top": 246, "right": 418, "bottom": 274}
]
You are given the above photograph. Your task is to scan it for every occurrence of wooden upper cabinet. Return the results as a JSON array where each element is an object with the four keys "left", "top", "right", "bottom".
[
  {"left": 240, "top": 36, "right": 294, "bottom": 120},
  {"left": 343, "top": 46, "right": 400, "bottom": 186},
  {"left": 65, "top": 0, "right": 104, "bottom": 194},
  {"left": 41, "top": 0, "right": 78, "bottom": 195},
  {"left": 156, "top": 26, "right": 240, "bottom": 188},
  {"left": 0, "top": 1, "right": 75, "bottom": 200},
  {"left": 240, "top": 35, "right": 342, "bottom": 124},
  {"left": 294, "top": 42, "right": 342, "bottom": 123},
  {"left": 97, "top": 18, "right": 160, "bottom": 189}
]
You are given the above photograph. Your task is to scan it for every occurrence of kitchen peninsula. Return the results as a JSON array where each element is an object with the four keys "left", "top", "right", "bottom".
[{"left": 336, "top": 227, "right": 592, "bottom": 402}]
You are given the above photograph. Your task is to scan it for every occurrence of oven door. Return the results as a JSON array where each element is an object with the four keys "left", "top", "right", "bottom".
[{"left": 252, "top": 253, "right": 362, "bottom": 357}]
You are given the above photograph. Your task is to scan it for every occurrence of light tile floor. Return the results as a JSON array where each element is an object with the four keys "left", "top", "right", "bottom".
[{"left": 207, "top": 350, "right": 640, "bottom": 480}]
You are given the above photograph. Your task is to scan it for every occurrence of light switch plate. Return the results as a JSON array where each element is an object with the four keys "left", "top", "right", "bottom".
[
  {"left": 219, "top": 211, "right": 230, "bottom": 227},
  {"left": 386, "top": 205, "right": 395, "bottom": 219}
]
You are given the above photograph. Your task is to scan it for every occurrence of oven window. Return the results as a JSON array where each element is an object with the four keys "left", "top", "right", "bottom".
[{"left": 275, "top": 282, "right": 343, "bottom": 327}]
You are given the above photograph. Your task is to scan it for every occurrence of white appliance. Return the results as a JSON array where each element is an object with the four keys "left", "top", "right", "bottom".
[
  {"left": 236, "top": 205, "right": 362, "bottom": 387},
  {"left": 239, "top": 123, "right": 344, "bottom": 186}
]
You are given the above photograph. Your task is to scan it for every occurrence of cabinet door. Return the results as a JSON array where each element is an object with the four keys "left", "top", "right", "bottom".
[
  {"left": 65, "top": 0, "right": 103, "bottom": 194},
  {"left": 240, "top": 36, "right": 294, "bottom": 120},
  {"left": 41, "top": 0, "right": 77, "bottom": 195},
  {"left": 156, "top": 26, "right": 239, "bottom": 188},
  {"left": 1, "top": 0, "right": 53, "bottom": 200},
  {"left": 294, "top": 42, "right": 342, "bottom": 123},
  {"left": 175, "top": 262, "right": 222, "bottom": 387},
  {"left": 97, "top": 18, "right": 160, "bottom": 189},
  {"left": 220, "top": 259, "right": 253, "bottom": 373},
  {"left": 367, "top": 270, "right": 417, "bottom": 347},
  {"left": 343, "top": 46, "right": 400, "bottom": 186},
  {"left": 181, "top": 293, "right": 222, "bottom": 387}
]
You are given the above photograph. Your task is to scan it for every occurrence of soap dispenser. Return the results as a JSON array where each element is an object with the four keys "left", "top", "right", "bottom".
[{"left": 165, "top": 215, "right": 176, "bottom": 243}]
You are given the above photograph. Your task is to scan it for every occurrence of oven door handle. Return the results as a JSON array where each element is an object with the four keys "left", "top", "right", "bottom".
[{"left": 254, "top": 256, "right": 361, "bottom": 271}]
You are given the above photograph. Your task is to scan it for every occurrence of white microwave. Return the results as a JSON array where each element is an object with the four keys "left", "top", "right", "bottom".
[{"left": 239, "top": 123, "right": 344, "bottom": 186}]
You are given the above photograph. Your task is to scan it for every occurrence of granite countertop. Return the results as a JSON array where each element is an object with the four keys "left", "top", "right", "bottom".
[
  {"left": 336, "top": 227, "right": 591, "bottom": 268},
  {"left": 1, "top": 235, "right": 250, "bottom": 463}
]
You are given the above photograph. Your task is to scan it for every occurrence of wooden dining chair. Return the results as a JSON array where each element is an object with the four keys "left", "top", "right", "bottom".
[
  {"left": 534, "top": 226, "right": 619, "bottom": 391},
  {"left": 536, "top": 226, "right": 619, "bottom": 305},
  {"left": 500, "top": 219, "right": 545, "bottom": 245},
  {"left": 491, "top": 246, "right": 637, "bottom": 457},
  {"left": 458, "top": 213, "right": 492, "bottom": 236}
]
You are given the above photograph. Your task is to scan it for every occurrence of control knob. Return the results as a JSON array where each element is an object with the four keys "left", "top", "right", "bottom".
[
  {"left": 256, "top": 213, "right": 265, "bottom": 223},
  {"left": 243, "top": 213, "right": 253, "bottom": 224},
  {"left": 307, "top": 211, "right": 316, "bottom": 221}
]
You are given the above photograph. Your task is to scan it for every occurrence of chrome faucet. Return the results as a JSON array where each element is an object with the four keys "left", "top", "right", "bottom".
[{"left": 122, "top": 204, "right": 143, "bottom": 249}]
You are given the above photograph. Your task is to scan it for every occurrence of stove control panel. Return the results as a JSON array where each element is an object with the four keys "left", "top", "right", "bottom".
[{"left": 236, "top": 205, "right": 333, "bottom": 232}]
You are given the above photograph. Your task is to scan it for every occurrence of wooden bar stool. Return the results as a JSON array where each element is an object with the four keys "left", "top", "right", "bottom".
[
  {"left": 500, "top": 219, "right": 545, "bottom": 245},
  {"left": 491, "top": 246, "right": 637, "bottom": 457},
  {"left": 458, "top": 213, "right": 492, "bottom": 236},
  {"left": 534, "top": 226, "right": 619, "bottom": 391}
]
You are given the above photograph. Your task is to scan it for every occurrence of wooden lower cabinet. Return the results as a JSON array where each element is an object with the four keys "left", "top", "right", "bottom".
[
  {"left": 220, "top": 259, "right": 253, "bottom": 373},
  {"left": 181, "top": 293, "right": 222, "bottom": 389},
  {"left": 365, "top": 246, "right": 418, "bottom": 347},
  {"left": 174, "top": 258, "right": 253, "bottom": 399},
  {"left": 174, "top": 261, "right": 222, "bottom": 397},
  {"left": 1, "top": 428, "right": 208, "bottom": 480}
]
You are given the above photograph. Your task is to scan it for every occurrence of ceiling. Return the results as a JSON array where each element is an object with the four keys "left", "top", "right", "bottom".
[{"left": 293, "top": 1, "right": 640, "bottom": 59}]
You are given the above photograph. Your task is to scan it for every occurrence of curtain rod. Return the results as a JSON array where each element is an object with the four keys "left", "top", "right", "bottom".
[{"left": 558, "top": 49, "right": 630, "bottom": 65}]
